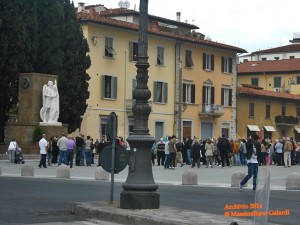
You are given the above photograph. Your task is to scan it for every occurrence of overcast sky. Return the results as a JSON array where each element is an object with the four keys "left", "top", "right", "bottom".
[{"left": 73, "top": 0, "right": 299, "bottom": 53}]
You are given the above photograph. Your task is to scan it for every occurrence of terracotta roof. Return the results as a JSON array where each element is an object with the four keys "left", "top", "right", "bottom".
[
  {"left": 238, "top": 59, "right": 300, "bottom": 74},
  {"left": 238, "top": 86, "right": 300, "bottom": 101},
  {"left": 99, "top": 8, "right": 199, "bottom": 29},
  {"left": 77, "top": 10, "right": 246, "bottom": 53},
  {"left": 252, "top": 44, "right": 300, "bottom": 54}
]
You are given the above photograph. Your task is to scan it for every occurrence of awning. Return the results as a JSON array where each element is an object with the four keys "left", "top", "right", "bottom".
[
  {"left": 247, "top": 125, "right": 260, "bottom": 131},
  {"left": 264, "top": 126, "right": 276, "bottom": 132},
  {"left": 294, "top": 128, "right": 300, "bottom": 133}
]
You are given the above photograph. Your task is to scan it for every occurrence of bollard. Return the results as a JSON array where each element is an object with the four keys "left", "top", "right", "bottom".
[
  {"left": 286, "top": 172, "right": 300, "bottom": 190},
  {"left": 231, "top": 171, "right": 247, "bottom": 187},
  {"left": 21, "top": 164, "right": 34, "bottom": 177},
  {"left": 56, "top": 164, "right": 70, "bottom": 179},
  {"left": 95, "top": 167, "right": 109, "bottom": 181},
  {"left": 182, "top": 170, "right": 198, "bottom": 185}
]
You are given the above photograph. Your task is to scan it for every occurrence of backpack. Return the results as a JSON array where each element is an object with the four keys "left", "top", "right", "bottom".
[
  {"left": 245, "top": 139, "right": 254, "bottom": 160},
  {"left": 90, "top": 142, "right": 94, "bottom": 150}
]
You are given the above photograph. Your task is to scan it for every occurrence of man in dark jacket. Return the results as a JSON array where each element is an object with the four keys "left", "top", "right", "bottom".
[{"left": 217, "top": 135, "right": 231, "bottom": 167}]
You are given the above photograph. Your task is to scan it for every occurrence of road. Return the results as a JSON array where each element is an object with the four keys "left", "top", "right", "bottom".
[{"left": 0, "top": 176, "right": 298, "bottom": 225}]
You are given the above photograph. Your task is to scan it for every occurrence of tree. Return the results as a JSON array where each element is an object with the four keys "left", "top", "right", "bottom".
[
  {"left": 58, "top": 0, "right": 90, "bottom": 132},
  {"left": 0, "top": 0, "right": 32, "bottom": 142}
]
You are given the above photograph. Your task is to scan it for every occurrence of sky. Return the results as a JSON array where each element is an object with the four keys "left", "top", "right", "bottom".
[{"left": 73, "top": 0, "right": 299, "bottom": 54}]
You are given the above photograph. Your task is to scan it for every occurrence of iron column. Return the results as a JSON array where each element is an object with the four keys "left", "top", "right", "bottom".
[{"left": 120, "top": 0, "right": 160, "bottom": 209}]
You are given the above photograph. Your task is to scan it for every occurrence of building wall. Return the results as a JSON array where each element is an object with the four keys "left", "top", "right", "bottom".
[
  {"left": 237, "top": 95, "right": 299, "bottom": 140},
  {"left": 238, "top": 72, "right": 300, "bottom": 93},
  {"left": 79, "top": 23, "right": 176, "bottom": 140},
  {"left": 181, "top": 43, "right": 236, "bottom": 140}
]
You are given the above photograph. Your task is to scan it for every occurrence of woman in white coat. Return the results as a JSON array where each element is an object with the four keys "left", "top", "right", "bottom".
[{"left": 8, "top": 139, "right": 18, "bottom": 164}]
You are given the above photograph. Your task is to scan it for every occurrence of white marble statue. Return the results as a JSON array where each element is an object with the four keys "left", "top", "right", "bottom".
[{"left": 40, "top": 80, "right": 59, "bottom": 123}]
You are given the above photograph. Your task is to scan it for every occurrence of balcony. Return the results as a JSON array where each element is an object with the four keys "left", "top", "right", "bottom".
[
  {"left": 126, "top": 99, "right": 153, "bottom": 115},
  {"left": 275, "top": 115, "right": 299, "bottom": 126},
  {"left": 198, "top": 104, "right": 224, "bottom": 118}
]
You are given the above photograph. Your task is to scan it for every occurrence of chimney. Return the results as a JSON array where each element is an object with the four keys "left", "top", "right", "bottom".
[
  {"left": 78, "top": 2, "right": 85, "bottom": 13},
  {"left": 176, "top": 12, "right": 181, "bottom": 22},
  {"left": 151, "top": 21, "right": 159, "bottom": 30}
]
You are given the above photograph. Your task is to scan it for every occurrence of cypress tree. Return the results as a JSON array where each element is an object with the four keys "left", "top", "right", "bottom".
[
  {"left": 0, "top": 0, "right": 29, "bottom": 142},
  {"left": 59, "top": 0, "right": 90, "bottom": 132}
]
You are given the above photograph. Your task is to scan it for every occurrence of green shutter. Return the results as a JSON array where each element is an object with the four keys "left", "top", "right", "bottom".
[
  {"left": 211, "top": 55, "right": 214, "bottom": 71},
  {"left": 112, "top": 77, "right": 117, "bottom": 99},
  {"left": 191, "top": 84, "right": 195, "bottom": 103},
  {"left": 101, "top": 75, "right": 105, "bottom": 98},
  {"left": 153, "top": 81, "right": 157, "bottom": 102},
  {"left": 203, "top": 53, "right": 206, "bottom": 69},
  {"left": 221, "top": 88, "right": 224, "bottom": 105},
  {"left": 163, "top": 82, "right": 168, "bottom": 103},
  {"left": 129, "top": 42, "right": 133, "bottom": 61},
  {"left": 221, "top": 56, "right": 224, "bottom": 72},
  {"left": 211, "top": 87, "right": 215, "bottom": 104},
  {"left": 229, "top": 89, "right": 232, "bottom": 106}
]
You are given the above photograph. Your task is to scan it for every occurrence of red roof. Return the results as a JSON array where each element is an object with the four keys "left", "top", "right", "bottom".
[
  {"left": 238, "top": 86, "right": 300, "bottom": 101},
  {"left": 77, "top": 10, "right": 246, "bottom": 53},
  {"left": 252, "top": 44, "right": 300, "bottom": 54},
  {"left": 238, "top": 59, "right": 300, "bottom": 74}
]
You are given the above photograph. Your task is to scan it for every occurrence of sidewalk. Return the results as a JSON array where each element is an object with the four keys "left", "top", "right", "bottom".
[{"left": 1, "top": 159, "right": 299, "bottom": 190}]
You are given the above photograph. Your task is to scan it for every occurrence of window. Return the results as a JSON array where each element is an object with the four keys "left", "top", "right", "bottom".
[
  {"left": 105, "top": 36, "right": 116, "bottom": 58},
  {"left": 290, "top": 56, "right": 295, "bottom": 59},
  {"left": 221, "top": 88, "right": 232, "bottom": 106},
  {"left": 274, "top": 57, "right": 279, "bottom": 60},
  {"left": 282, "top": 105, "right": 286, "bottom": 116},
  {"left": 266, "top": 104, "right": 270, "bottom": 118},
  {"left": 202, "top": 86, "right": 215, "bottom": 105},
  {"left": 297, "top": 76, "right": 300, "bottom": 84},
  {"left": 185, "top": 50, "right": 194, "bottom": 68},
  {"left": 100, "top": 116, "right": 108, "bottom": 140},
  {"left": 262, "top": 58, "right": 267, "bottom": 61},
  {"left": 101, "top": 75, "right": 117, "bottom": 99},
  {"left": 249, "top": 102, "right": 254, "bottom": 117},
  {"left": 183, "top": 83, "right": 195, "bottom": 103},
  {"left": 251, "top": 78, "right": 259, "bottom": 86},
  {"left": 157, "top": 46, "right": 164, "bottom": 65},
  {"left": 155, "top": 121, "right": 164, "bottom": 141},
  {"left": 129, "top": 41, "right": 138, "bottom": 61},
  {"left": 153, "top": 81, "right": 168, "bottom": 103},
  {"left": 203, "top": 53, "right": 214, "bottom": 71},
  {"left": 221, "top": 56, "right": 232, "bottom": 73},
  {"left": 274, "top": 77, "right": 281, "bottom": 88}
]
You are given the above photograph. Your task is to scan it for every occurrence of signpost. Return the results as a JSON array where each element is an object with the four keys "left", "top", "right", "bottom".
[{"left": 100, "top": 112, "right": 128, "bottom": 203}]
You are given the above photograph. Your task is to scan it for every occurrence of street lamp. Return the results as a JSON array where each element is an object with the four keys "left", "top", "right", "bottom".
[{"left": 120, "top": 0, "right": 160, "bottom": 209}]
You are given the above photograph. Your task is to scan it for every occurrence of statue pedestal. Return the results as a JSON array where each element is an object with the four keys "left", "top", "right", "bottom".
[
  {"left": 2, "top": 122, "right": 68, "bottom": 154},
  {"left": 40, "top": 122, "right": 62, "bottom": 126}
]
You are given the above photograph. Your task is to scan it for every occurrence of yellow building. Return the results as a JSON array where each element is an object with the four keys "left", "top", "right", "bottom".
[
  {"left": 76, "top": 4, "right": 245, "bottom": 141},
  {"left": 237, "top": 59, "right": 300, "bottom": 141}
]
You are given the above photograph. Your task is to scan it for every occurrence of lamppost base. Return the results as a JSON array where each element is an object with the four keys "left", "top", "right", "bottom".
[{"left": 120, "top": 190, "right": 160, "bottom": 209}]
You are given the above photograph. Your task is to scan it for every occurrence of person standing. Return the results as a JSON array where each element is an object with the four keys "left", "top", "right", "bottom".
[
  {"left": 185, "top": 136, "right": 193, "bottom": 165},
  {"left": 57, "top": 133, "right": 68, "bottom": 166},
  {"left": 97, "top": 136, "right": 106, "bottom": 167},
  {"left": 84, "top": 136, "right": 92, "bottom": 166},
  {"left": 51, "top": 136, "right": 59, "bottom": 166},
  {"left": 66, "top": 135, "right": 76, "bottom": 168},
  {"left": 217, "top": 135, "right": 231, "bottom": 167},
  {"left": 38, "top": 134, "right": 48, "bottom": 168},
  {"left": 75, "top": 134, "right": 85, "bottom": 166},
  {"left": 274, "top": 139, "right": 283, "bottom": 166},
  {"left": 284, "top": 137, "right": 293, "bottom": 167},
  {"left": 205, "top": 139, "right": 214, "bottom": 168},
  {"left": 168, "top": 136, "right": 177, "bottom": 169},
  {"left": 47, "top": 137, "right": 53, "bottom": 166},
  {"left": 7, "top": 139, "right": 18, "bottom": 164},
  {"left": 191, "top": 139, "right": 202, "bottom": 168},
  {"left": 156, "top": 138, "right": 165, "bottom": 166},
  {"left": 164, "top": 137, "right": 170, "bottom": 169},
  {"left": 240, "top": 139, "right": 247, "bottom": 166},
  {"left": 239, "top": 134, "right": 260, "bottom": 191}
]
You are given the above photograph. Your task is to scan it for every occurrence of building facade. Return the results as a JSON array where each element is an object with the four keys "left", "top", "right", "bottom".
[{"left": 76, "top": 3, "right": 245, "bottom": 141}]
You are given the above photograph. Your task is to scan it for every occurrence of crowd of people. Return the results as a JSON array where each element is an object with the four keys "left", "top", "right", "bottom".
[{"left": 151, "top": 135, "right": 300, "bottom": 169}]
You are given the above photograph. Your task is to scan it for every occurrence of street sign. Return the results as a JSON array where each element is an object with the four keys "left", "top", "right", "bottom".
[{"left": 100, "top": 144, "right": 128, "bottom": 174}]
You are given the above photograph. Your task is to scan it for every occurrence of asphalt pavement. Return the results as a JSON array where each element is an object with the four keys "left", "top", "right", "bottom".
[{"left": 1, "top": 159, "right": 299, "bottom": 225}]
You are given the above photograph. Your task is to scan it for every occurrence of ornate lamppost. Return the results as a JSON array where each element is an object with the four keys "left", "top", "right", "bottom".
[{"left": 120, "top": 0, "right": 160, "bottom": 209}]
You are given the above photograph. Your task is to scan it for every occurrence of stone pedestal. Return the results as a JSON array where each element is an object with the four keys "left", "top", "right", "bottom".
[{"left": 2, "top": 73, "right": 68, "bottom": 154}]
